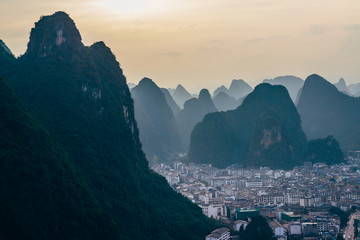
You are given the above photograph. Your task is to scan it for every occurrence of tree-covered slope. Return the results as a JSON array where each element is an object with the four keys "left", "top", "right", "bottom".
[
  {"left": 4, "top": 11, "right": 216, "bottom": 240},
  {"left": 132, "top": 78, "right": 183, "bottom": 163},
  {"left": 0, "top": 77, "right": 118, "bottom": 240},
  {"left": 189, "top": 83, "right": 307, "bottom": 169},
  {"left": 297, "top": 74, "right": 360, "bottom": 151},
  {"left": 305, "top": 136, "right": 344, "bottom": 165}
]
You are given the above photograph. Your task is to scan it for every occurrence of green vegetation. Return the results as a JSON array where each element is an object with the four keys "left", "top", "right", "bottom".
[
  {"left": 330, "top": 207, "right": 350, "bottom": 228},
  {"left": 0, "top": 12, "right": 217, "bottom": 240},
  {"left": 0, "top": 77, "right": 118, "bottom": 239},
  {"left": 354, "top": 219, "right": 359, "bottom": 238},
  {"left": 306, "top": 135, "right": 344, "bottom": 164},
  {"left": 241, "top": 216, "right": 274, "bottom": 240}
]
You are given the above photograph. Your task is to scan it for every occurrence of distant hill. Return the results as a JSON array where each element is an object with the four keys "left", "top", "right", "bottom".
[
  {"left": 132, "top": 78, "right": 183, "bottom": 163},
  {"left": 189, "top": 83, "right": 307, "bottom": 169},
  {"left": 176, "top": 89, "right": 217, "bottom": 148},
  {"left": 263, "top": 75, "right": 304, "bottom": 102},
  {"left": 213, "top": 85, "right": 229, "bottom": 97},
  {"left": 1, "top": 11, "right": 216, "bottom": 240},
  {"left": 161, "top": 87, "right": 181, "bottom": 115},
  {"left": 127, "top": 82, "right": 136, "bottom": 89},
  {"left": 348, "top": 82, "right": 360, "bottom": 96},
  {"left": 334, "top": 78, "right": 351, "bottom": 95},
  {"left": 297, "top": 74, "right": 360, "bottom": 151},
  {"left": 171, "top": 84, "right": 192, "bottom": 108},
  {"left": 213, "top": 91, "right": 239, "bottom": 111},
  {"left": 228, "top": 79, "right": 253, "bottom": 99}
]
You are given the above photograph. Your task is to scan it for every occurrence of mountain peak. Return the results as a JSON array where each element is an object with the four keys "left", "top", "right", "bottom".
[
  {"left": 0, "top": 39, "right": 14, "bottom": 56},
  {"left": 228, "top": 79, "right": 253, "bottom": 99},
  {"left": 199, "top": 88, "right": 211, "bottom": 100},
  {"left": 334, "top": 77, "right": 351, "bottom": 95},
  {"left": 172, "top": 84, "right": 192, "bottom": 107},
  {"left": 175, "top": 84, "right": 186, "bottom": 91},
  {"left": 138, "top": 77, "right": 156, "bottom": 87},
  {"left": 304, "top": 74, "right": 337, "bottom": 91},
  {"left": 338, "top": 77, "right": 345, "bottom": 85},
  {"left": 25, "top": 11, "right": 83, "bottom": 60}
]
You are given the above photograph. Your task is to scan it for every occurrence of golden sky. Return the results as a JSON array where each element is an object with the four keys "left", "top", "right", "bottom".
[{"left": 1, "top": 0, "right": 360, "bottom": 92}]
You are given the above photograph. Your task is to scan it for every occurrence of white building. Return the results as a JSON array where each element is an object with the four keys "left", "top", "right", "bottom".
[
  {"left": 289, "top": 222, "right": 302, "bottom": 235},
  {"left": 201, "top": 204, "right": 224, "bottom": 219},
  {"left": 245, "top": 180, "right": 263, "bottom": 188},
  {"left": 206, "top": 228, "right": 230, "bottom": 240},
  {"left": 270, "top": 221, "right": 286, "bottom": 239}
]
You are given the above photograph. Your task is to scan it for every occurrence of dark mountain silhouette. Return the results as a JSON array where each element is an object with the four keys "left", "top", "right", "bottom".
[
  {"left": 0, "top": 40, "right": 16, "bottom": 76},
  {"left": 297, "top": 74, "right": 360, "bottom": 151},
  {"left": 132, "top": 78, "right": 183, "bottom": 163},
  {"left": 2, "top": 12, "right": 216, "bottom": 240},
  {"left": 176, "top": 89, "right": 217, "bottom": 148},
  {"left": 171, "top": 84, "right": 192, "bottom": 108},
  {"left": 189, "top": 83, "right": 307, "bottom": 169},
  {"left": 305, "top": 136, "right": 344, "bottom": 165},
  {"left": 0, "top": 77, "right": 118, "bottom": 240},
  {"left": 263, "top": 75, "right": 304, "bottom": 102},
  {"left": 334, "top": 78, "right": 351, "bottom": 95},
  {"left": 213, "top": 85, "right": 229, "bottom": 97},
  {"left": 213, "top": 91, "right": 239, "bottom": 111},
  {"left": 161, "top": 87, "right": 181, "bottom": 115},
  {"left": 228, "top": 79, "right": 253, "bottom": 99}
]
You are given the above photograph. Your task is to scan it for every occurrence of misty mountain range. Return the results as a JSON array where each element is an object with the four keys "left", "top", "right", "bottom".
[
  {"left": 1, "top": 10, "right": 360, "bottom": 240},
  {"left": 129, "top": 73, "right": 359, "bottom": 169}
]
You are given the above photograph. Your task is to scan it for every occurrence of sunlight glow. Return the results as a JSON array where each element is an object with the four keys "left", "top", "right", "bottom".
[{"left": 93, "top": 0, "right": 168, "bottom": 14}]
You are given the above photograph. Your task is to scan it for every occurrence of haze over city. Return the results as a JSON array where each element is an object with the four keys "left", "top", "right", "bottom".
[{"left": 1, "top": 0, "right": 360, "bottom": 92}]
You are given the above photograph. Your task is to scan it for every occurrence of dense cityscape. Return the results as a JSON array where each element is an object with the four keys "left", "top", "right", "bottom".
[{"left": 153, "top": 152, "right": 360, "bottom": 240}]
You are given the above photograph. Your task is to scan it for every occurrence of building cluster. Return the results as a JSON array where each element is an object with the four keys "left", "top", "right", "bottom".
[{"left": 153, "top": 158, "right": 360, "bottom": 240}]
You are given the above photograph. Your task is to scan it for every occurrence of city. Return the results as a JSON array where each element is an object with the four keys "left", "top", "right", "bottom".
[{"left": 153, "top": 152, "right": 360, "bottom": 240}]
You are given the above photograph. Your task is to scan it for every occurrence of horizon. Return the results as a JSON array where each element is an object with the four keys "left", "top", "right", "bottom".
[{"left": 1, "top": 0, "right": 360, "bottom": 93}]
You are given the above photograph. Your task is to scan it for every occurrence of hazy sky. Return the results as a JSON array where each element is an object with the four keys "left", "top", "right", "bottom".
[{"left": 1, "top": 0, "right": 360, "bottom": 93}]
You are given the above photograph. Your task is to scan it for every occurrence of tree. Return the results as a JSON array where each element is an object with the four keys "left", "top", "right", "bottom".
[{"left": 242, "top": 216, "right": 273, "bottom": 240}]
